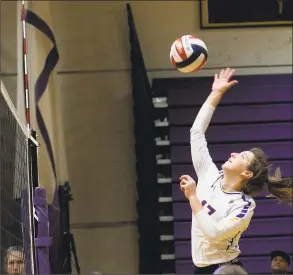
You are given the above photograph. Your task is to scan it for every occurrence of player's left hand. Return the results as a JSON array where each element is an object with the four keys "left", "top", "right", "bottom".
[
  {"left": 212, "top": 68, "right": 238, "bottom": 94},
  {"left": 180, "top": 175, "right": 197, "bottom": 200}
]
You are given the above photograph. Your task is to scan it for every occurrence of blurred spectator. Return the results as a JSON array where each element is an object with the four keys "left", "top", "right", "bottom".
[
  {"left": 213, "top": 264, "right": 248, "bottom": 274},
  {"left": 271, "top": 250, "right": 291, "bottom": 274},
  {"left": 4, "top": 246, "right": 24, "bottom": 275}
]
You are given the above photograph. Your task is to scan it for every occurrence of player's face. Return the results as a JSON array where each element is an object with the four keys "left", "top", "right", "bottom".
[
  {"left": 271, "top": 256, "right": 288, "bottom": 273},
  {"left": 6, "top": 250, "right": 24, "bottom": 275},
  {"left": 222, "top": 151, "right": 255, "bottom": 179}
]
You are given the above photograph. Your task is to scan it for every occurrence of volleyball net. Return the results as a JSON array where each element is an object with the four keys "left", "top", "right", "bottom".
[{"left": 0, "top": 81, "right": 36, "bottom": 274}]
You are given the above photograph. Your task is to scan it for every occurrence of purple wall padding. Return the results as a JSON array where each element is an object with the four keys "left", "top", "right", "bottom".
[
  {"left": 169, "top": 103, "right": 293, "bottom": 124},
  {"left": 170, "top": 122, "right": 293, "bottom": 143},
  {"left": 34, "top": 187, "right": 52, "bottom": 274},
  {"left": 174, "top": 217, "right": 293, "bottom": 239},
  {"left": 153, "top": 74, "right": 292, "bottom": 107},
  {"left": 175, "top": 236, "right": 293, "bottom": 258},
  {"left": 171, "top": 142, "right": 293, "bottom": 163},
  {"left": 48, "top": 186, "right": 62, "bottom": 273},
  {"left": 154, "top": 73, "right": 293, "bottom": 274}
]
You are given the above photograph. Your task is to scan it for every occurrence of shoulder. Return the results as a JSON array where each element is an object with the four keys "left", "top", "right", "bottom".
[
  {"left": 232, "top": 194, "right": 256, "bottom": 215},
  {"left": 241, "top": 194, "right": 256, "bottom": 209},
  {"left": 198, "top": 166, "right": 221, "bottom": 188}
]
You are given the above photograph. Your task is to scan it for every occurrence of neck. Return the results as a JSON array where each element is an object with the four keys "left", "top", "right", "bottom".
[{"left": 222, "top": 171, "right": 243, "bottom": 192}]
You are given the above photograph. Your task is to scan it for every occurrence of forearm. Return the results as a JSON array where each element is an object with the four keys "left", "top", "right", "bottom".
[
  {"left": 191, "top": 91, "right": 223, "bottom": 134},
  {"left": 189, "top": 195, "right": 203, "bottom": 215},
  {"left": 191, "top": 102, "right": 215, "bottom": 134},
  {"left": 189, "top": 195, "right": 222, "bottom": 240}
]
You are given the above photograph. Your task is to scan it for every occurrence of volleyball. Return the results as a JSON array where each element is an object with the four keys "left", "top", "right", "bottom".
[{"left": 170, "top": 35, "right": 208, "bottom": 73}]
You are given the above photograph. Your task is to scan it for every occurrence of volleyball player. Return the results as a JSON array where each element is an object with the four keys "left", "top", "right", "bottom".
[{"left": 179, "top": 68, "right": 293, "bottom": 274}]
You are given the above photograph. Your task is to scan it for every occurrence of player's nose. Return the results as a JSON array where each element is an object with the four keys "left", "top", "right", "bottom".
[{"left": 231, "top": 152, "right": 237, "bottom": 158}]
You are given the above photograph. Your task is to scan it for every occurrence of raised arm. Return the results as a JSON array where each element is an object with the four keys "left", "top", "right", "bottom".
[
  {"left": 190, "top": 68, "right": 238, "bottom": 180},
  {"left": 190, "top": 101, "right": 218, "bottom": 180}
]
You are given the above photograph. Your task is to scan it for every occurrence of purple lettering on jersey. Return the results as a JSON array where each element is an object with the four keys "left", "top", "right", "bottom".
[
  {"left": 201, "top": 200, "right": 216, "bottom": 215},
  {"left": 207, "top": 205, "right": 216, "bottom": 215},
  {"left": 201, "top": 200, "right": 207, "bottom": 206}
]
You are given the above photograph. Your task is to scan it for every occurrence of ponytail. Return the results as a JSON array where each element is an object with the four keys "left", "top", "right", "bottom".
[
  {"left": 244, "top": 148, "right": 292, "bottom": 207},
  {"left": 267, "top": 167, "right": 293, "bottom": 207}
]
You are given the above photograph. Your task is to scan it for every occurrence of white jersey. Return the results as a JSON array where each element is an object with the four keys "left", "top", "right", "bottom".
[{"left": 190, "top": 103, "right": 256, "bottom": 267}]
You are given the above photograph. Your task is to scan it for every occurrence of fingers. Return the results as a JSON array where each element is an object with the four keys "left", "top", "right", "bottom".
[
  {"left": 179, "top": 175, "right": 196, "bottom": 195},
  {"left": 214, "top": 73, "right": 218, "bottom": 80},
  {"left": 219, "top": 69, "right": 225, "bottom": 78},
  {"left": 179, "top": 175, "right": 193, "bottom": 181},
  {"left": 226, "top": 68, "right": 236, "bottom": 80},
  {"left": 180, "top": 179, "right": 190, "bottom": 193},
  {"left": 228, "top": 80, "right": 239, "bottom": 88},
  {"left": 180, "top": 179, "right": 189, "bottom": 187},
  {"left": 222, "top": 68, "right": 231, "bottom": 78},
  {"left": 180, "top": 180, "right": 186, "bottom": 192},
  {"left": 218, "top": 68, "right": 236, "bottom": 80}
]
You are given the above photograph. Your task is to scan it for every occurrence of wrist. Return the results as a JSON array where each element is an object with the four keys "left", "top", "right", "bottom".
[
  {"left": 210, "top": 89, "right": 224, "bottom": 95},
  {"left": 188, "top": 194, "right": 203, "bottom": 215},
  {"left": 206, "top": 90, "right": 223, "bottom": 108},
  {"left": 188, "top": 193, "right": 197, "bottom": 200}
]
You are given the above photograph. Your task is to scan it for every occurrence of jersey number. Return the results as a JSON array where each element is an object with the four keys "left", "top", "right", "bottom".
[{"left": 201, "top": 200, "right": 216, "bottom": 215}]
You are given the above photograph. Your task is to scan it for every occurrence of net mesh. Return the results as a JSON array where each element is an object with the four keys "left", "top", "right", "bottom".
[{"left": 0, "top": 81, "right": 35, "bottom": 274}]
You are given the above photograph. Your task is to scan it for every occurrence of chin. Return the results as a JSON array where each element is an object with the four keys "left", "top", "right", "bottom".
[{"left": 222, "top": 161, "right": 229, "bottom": 170}]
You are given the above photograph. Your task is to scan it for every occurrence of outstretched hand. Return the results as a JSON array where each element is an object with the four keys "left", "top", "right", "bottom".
[{"left": 212, "top": 68, "right": 238, "bottom": 94}]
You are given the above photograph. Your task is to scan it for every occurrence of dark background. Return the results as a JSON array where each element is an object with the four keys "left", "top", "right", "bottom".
[{"left": 207, "top": 0, "right": 293, "bottom": 23}]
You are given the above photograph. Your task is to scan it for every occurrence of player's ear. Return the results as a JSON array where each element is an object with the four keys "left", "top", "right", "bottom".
[{"left": 241, "top": 170, "right": 253, "bottom": 181}]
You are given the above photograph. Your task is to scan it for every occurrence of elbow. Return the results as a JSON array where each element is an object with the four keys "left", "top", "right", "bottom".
[
  {"left": 190, "top": 126, "right": 204, "bottom": 142},
  {"left": 190, "top": 122, "right": 202, "bottom": 136},
  {"left": 190, "top": 122, "right": 201, "bottom": 134},
  {"left": 190, "top": 128, "right": 200, "bottom": 137}
]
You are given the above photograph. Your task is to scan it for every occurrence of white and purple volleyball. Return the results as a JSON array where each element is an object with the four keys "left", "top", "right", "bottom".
[{"left": 170, "top": 35, "right": 208, "bottom": 73}]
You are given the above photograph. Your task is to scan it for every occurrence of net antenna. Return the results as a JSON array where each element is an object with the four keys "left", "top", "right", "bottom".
[
  {"left": 20, "top": 0, "right": 39, "bottom": 230},
  {"left": 21, "top": 0, "right": 31, "bottom": 130}
]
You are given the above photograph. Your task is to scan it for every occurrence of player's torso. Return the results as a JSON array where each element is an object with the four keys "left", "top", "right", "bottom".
[
  {"left": 196, "top": 177, "right": 240, "bottom": 221},
  {"left": 191, "top": 172, "right": 244, "bottom": 266}
]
